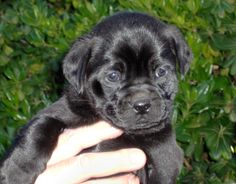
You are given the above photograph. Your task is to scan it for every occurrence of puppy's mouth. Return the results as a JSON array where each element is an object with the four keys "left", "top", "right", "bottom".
[
  {"left": 101, "top": 97, "right": 170, "bottom": 134},
  {"left": 125, "top": 118, "right": 168, "bottom": 135},
  {"left": 128, "top": 111, "right": 168, "bottom": 128},
  {"left": 104, "top": 111, "right": 169, "bottom": 135}
]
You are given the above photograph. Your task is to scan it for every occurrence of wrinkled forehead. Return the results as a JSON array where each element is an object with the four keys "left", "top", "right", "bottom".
[
  {"left": 107, "top": 28, "right": 161, "bottom": 62},
  {"left": 87, "top": 27, "right": 174, "bottom": 75}
]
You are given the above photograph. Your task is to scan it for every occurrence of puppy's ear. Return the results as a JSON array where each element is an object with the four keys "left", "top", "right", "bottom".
[
  {"left": 63, "top": 35, "right": 93, "bottom": 93},
  {"left": 164, "top": 25, "right": 193, "bottom": 77}
]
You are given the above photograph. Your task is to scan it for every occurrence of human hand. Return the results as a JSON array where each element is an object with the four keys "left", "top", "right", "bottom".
[{"left": 35, "top": 121, "right": 146, "bottom": 184}]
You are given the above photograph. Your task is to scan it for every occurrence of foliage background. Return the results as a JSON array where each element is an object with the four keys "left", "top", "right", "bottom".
[{"left": 0, "top": 0, "right": 235, "bottom": 183}]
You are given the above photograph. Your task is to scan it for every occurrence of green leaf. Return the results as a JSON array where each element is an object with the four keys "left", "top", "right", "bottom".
[
  {"left": 194, "top": 137, "right": 203, "bottom": 161},
  {"left": 185, "top": 142, "right": 195, "bottom": 157},
  {"left": 2, "top": 9, "right": 19, "bottom": 24},
  {"left": 3, "top": 68, "right": 15, "bottom": 80},
  {"left": 229, "top": 109, "right": 236, "bottom": 122},
  {"left": 3, "top": 45, "right": 13, "bottom": 56},
  {"left": 203, "top": 122, "right": 234, "bottom": 160},
  {"left": 175, "top": 122, "right": 192, "bottom": 143},
  {"left": 212, "top": 34, "right": 236, "bottom": 50},
  {"left": 21, "top": 99, "right": 31, "bottom": 117},
  {"left": 186, "top": 0, "right": 200, "bottom": 14},
  {"left": 0, "top": 54, "right": 10, "bottom": 66},
  {"left": 20, "top": 8, "right": 39, "bottom": 26},
  {"left": 26, "top": 29, "right": 45, "bottom": 46},
  {"left": 29, "top": 63, "right": 44, "bottom": 74},
  {"left": 221, "top": 55, "right": 236, "bottom": 68},
  {"left": 230, "top": 61, "right": 236, "bottom": 75}
]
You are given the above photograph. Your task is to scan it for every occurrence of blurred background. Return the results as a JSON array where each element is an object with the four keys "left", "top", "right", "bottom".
[{"left": 0, "top": 0, "right": 235, "bottom": 183}]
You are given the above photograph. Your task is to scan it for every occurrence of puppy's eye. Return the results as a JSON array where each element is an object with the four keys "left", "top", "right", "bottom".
[
  {"left": 106, "top": 70, "right": 121, "bottom": 82},
  {"left": 155, "top": 66, "right": 168, "bottom": 78}
]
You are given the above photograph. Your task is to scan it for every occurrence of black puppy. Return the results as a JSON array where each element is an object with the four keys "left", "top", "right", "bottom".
[{"left": 0, "top": 12, "right": 193, "bottom": 184}]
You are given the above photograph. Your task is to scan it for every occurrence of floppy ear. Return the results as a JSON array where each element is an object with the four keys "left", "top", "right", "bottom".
[
  {"left": 63, "top": 35, "right": 93, "bottom": 93},
  {"left": 164, "top": 25, "right": 193, "bottom": 77}
]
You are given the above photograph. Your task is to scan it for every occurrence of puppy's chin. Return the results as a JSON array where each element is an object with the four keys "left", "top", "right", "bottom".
[
  {"left": 125, "top": 120, "right": 168, "bottom": 135},
  {"left": 103, "top": 112, "right": 168, "bottom": 135}
]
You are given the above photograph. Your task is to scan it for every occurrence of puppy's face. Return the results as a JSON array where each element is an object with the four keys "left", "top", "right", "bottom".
[
  {"left": 86, "top": 32, "right": 178, "bottom": 134},
  {"left": 63, "top": 12, "right": 193, "bottom": 134}
]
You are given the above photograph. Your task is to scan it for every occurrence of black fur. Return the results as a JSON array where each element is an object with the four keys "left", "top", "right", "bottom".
[{"left": 0, "top": 12, "right": 193, "bottom": 184}]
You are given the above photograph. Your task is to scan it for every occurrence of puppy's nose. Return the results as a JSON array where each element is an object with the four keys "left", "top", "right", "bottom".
[{"left": 133, "top": 100, "right": 151, "bottom": 114}]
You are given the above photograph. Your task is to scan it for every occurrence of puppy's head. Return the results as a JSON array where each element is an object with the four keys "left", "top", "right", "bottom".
[{"left": 63, "top": 12, "right": 193, "bottom": 134}]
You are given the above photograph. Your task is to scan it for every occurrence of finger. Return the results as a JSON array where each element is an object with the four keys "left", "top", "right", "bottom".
[
  {"left": 36, "top": 148, "right": 146, "bottom": 184},
  {"left": 82, "top": 174, "right": 140, "bottom": 184},
  {"left": 76, "top": 148, "right": 146, "bottom": 181},
  {"left": 48, "top": 121, "right": 123, "bottom": 165}
]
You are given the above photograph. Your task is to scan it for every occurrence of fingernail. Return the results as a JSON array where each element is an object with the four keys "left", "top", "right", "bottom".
[
  {"left": 99, "top": 121, "right": 123, "bottom": 135},
  {"left": 130, "top": 149, "right": 146, "bottom": 167},
  {"left": 109, "top": 126, "right": 123, "bottom": 135}
]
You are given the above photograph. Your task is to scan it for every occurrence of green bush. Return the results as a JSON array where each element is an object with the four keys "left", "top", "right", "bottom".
[{"left": 0, "top": 0, "right": 235, "bottom": 183}]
